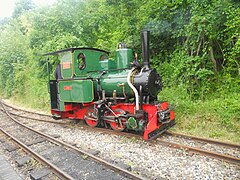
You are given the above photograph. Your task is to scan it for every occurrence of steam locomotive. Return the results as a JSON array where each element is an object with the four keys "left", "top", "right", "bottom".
[{"left": 44, "top": 31, "right": 175, "bottom": 140}]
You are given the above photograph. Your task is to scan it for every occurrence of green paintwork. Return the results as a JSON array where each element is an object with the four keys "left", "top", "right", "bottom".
[
  {"left": 59, "top": 101, "right": 65, "bottom": 111},
  {"left": 73, "top": 50, "right": 110, "bottom": 77},
  {"left": 60, "top": 51, "right": 73, "bottom": 78},
  {"left": 58, "top": 80, "right": 94, "bottom": 102},
  {"left": 116, "top": 49, "right": 133, "bottom": 69},
  {"left": 100, "top": 70, "right": 133, "bottom": 97},
  {"left": 126, "top": 116, "right": 144, "bottom": 130},
  {"left": 47, "top": 48, "right": 136, "bottom": 110},
  {"left": 127, "top": 117, "right": 138, "bottom": 129},
  {"left": 99, "top": 59, "right": 116, "bottom": 70}
]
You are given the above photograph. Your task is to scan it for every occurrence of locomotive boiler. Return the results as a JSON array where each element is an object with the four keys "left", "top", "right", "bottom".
[{"left": 44, "top": 31, "right": 175, "bottom": 140}]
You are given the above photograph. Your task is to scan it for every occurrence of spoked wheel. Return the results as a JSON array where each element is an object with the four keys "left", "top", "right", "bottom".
[
  {"left": 84, "top": 107, "right": 100, "bottom": 127},
  {"left": 109, "top": 109, "right": 126, "bottom": 131}
]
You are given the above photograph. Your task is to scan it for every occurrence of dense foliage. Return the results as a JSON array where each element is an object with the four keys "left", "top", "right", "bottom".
[{"left": 0, "top": 0, "right": 239, "bottom": 141}]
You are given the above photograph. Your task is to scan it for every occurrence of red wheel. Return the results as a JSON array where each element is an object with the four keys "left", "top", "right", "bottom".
[
  {"left": 84, "top": 107, "right": 99, "bottom": 127},
  {"left": 109, "top": 109, "right": 126, "bottom": 131}
]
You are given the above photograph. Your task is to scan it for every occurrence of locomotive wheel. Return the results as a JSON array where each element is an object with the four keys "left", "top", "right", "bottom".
[
  {"left": 109, "top": 109, "right": 126, "bottom": 131},
  {"left": 84, "top": 107, "right": 100, "bottom": 127}
]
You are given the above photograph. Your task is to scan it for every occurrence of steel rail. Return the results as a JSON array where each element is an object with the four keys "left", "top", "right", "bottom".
[
  {"left": 1, "top": 100, "right": 51, "bottom": 117},
  {"left": 6, "top": 110, "right": 67, "bottom": 125},
  {"left": 156, "top": 139, "right": 240, "bottom": 165},
  {"left": 1, "top": 102, "right": 144, "bottom": 180},
  {"left": 0, "top": 129, "right": 73, "bottom": 180},
  {"left": 166, "top": 131, "right": 240, "bottom": 149}
]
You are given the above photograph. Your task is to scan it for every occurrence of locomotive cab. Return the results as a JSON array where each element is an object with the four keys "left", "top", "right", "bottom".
[{"left": 45, "top": 48, "right": 110, "bottom": 111}]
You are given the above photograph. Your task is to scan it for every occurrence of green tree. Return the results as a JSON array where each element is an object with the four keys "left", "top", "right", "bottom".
[
  {"left": 0, "top": 20, "right": 29, "bottom": 96},
  {"left": 13, "top": 0, "right": 34, "bottom": 18}
]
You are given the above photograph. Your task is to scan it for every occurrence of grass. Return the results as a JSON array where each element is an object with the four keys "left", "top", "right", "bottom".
[
  {"left": 4, "top": 77, "right": 51, "bottom": 114},
  {"left": 159, "top": 86, "right": 240, "bottom": 143}
]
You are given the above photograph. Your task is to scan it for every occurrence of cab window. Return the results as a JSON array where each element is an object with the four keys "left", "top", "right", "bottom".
[
  {"left": 77, "top": 53, "right": 86, "bottom": 70},
  {"left": 100, "top": 54, "right": 108, "bottom": 61}
]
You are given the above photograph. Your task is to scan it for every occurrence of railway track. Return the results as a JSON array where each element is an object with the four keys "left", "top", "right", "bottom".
[
  {"left": 0, "top": 101, "right": 144, "bottom": 180},
  {"left": 156, "top": 137, "right": 240, "bottom": 165},
  {"left": 165, "top": 131, "right": 240, "bottom": 149},
  {"left": 1, "top": 100, "right": 240, "bottom": 167},
  {"left": 1, "top": 100, "right": 51, "bottom": 118}
]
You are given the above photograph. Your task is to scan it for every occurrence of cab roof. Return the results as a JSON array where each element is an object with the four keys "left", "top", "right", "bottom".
[{"left": 43, "top": 47, "right": 109, "bottom": 56}]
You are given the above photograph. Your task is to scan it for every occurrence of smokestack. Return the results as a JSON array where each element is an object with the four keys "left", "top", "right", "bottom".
[{"left": 141, "top": 30, "right": 150, "bottom": 68}]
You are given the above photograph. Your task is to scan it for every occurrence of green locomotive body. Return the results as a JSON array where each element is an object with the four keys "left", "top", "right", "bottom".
[{"left": 45, "top": 31, "right": 175, "bottom": 140}]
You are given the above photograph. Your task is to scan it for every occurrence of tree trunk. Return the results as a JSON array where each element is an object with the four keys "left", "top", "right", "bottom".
[
  {"left": 235, "top": 60, "right": 240, "bottom": 76},
  {"left": 209, "top": 46, "right": 217, "bottom": 76}
]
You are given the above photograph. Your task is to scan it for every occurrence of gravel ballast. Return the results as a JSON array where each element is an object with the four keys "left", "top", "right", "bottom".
[{"left": 16, "top": 116, "right": 240, "bottom": 180}]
